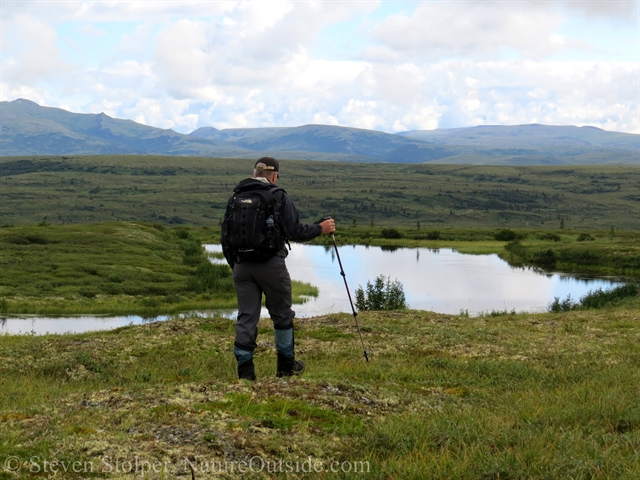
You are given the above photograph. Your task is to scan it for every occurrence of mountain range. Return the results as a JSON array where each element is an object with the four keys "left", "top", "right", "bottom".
[{"left": 1, "top": 98, "right": 638, "bottom": 165}]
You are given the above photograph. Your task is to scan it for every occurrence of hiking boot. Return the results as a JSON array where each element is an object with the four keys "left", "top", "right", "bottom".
[
  {"left": 277, "top": 358, "right": 305, "bottom": 378},
  {"left": 238, "top": 360, "right": 256, "bottom": 381},
  {"left": 291, "top": 359, "right": 305, "bottom": 375}
]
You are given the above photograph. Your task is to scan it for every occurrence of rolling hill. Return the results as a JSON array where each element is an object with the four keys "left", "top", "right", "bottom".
[{"left": 1, "top": 99, "right": 637, "bottom": 165}]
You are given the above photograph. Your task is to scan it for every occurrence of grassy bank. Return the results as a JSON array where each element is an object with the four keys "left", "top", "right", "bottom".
[
  {"left": 0, "top": 298, "right": 639, "bottom": 478},
  {"left": 0, "top": 223, "right": 316, "bottom": 315}
]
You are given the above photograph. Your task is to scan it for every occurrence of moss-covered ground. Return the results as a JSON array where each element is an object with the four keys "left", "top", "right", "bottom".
[{"left": 1, "top": 298, "right": 639, "bottom": 479}]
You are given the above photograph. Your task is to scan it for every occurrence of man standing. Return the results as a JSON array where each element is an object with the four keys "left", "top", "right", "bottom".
[{"left": 222, "top": 157, "right": 335, "bottom": 381}]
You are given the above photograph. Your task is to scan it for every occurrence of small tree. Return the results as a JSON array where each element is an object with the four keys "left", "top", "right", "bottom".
[
  {"left": 494, "top": 228, "right": 519, "bottom": 241},
  {"left": 355, "top": 274, "right": 408, "bottom": 311}
]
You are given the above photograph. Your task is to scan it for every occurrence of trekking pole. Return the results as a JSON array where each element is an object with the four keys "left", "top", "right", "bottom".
[{"left": 330, "top": 232, "right": 370, "bottom": 362}]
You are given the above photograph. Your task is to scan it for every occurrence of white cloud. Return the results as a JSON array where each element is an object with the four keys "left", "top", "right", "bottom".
[
  {"left": 2, "top": 15, "right": 71, "bottom": 84},
  {"left": 153, "top": 19, "right": 213, "bottom": 96},
  {"left": 102, "top": 60, "right": 153, "bottom": 78},
  {"left": 116, "top": 22, "right": 155, "bottom": 59},
  {"left": 370, "top": 2, "right": 570, "bottom": 61},
  {"left": 0, "top": 83, "right": 51, "bottom": 104},
  {"left": 72, "top": 1, "right": 238, "bottom": 23},
  {"left": 556, "top": 0, "right": 638, "bottom": 19},
  {"left": 123, "top": 97, "right": 193, "bottom": 131},
  {"left": 1, "top": 1, "right": 637, "bottom": 135},
  {"left": 370, "top": 63, "right": 422, "bottom": 106},
  {"left": 0, "top": 1, "right": 78, "bottom": 22},
  {"left": 231, "top": 1, "right": 378, "bottom": 61}
]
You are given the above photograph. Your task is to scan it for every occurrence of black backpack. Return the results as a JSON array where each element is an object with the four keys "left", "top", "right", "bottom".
[{"left": 221, "top": 184, "right": 286, "bottom": 263}]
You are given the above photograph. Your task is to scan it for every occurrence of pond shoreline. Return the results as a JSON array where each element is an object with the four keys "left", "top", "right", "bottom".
[{"left": 2, "top": 243, "right": 632, "bottom": 335}]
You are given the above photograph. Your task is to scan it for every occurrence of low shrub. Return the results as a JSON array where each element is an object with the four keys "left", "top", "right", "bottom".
[
  {"left": 548, "top": 284, "right": 638, "bottom": 312},
  {"left": 577, "top": 233, "right": 595, "bottom": 242},
  {"left": 537, "top": 233, "right": 561, "bottom": 242},
  {"left": 381, "top": 228, "right": 403, "bottom": 239},
  {"left": 558, "top": 249, "right": 602, "bottom": 266},
  {"left": 531, "top": 249, "right": 557, "bottom": 266},
  {"left": 495, "top": 229, "right": 521, "bottom": 241},
  {"left": 548, "top": 295, "right": 577, "bottom": 312},
  {"left": 580, "top": 284, "right": 638, "bottom": 309},
  {"left": 78, "top": 286, "right": 100, "bottom": 299},
  {"left": 355, "top": 274, "right": 407, "bottom": 311}
]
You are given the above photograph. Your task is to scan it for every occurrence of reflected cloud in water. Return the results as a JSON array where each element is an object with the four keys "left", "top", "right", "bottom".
[
  {"left": 1, "top": 244, "right": 626, "bottom": 335},
  {"left": 267, "top": 243, "right": 624, "bottom": 318}
]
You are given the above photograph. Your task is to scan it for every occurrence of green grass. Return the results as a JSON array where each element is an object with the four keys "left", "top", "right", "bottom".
[
  {"left": 1, "top": 156, "right": 638, "bottom": 230},
  {"left": 500, "top": 230, "right": 640, "bottom": 274},
  {"left": 1, "top": 304, "right": 639, "bottom": 478},
  {"left": 2, "top": 156, "right": 639, "bottom": 478},
  {"left": 1, "top": 222, "right": 637, "bottom": 316},
  {"left": 0, "top": 222, "right": 316, "bottom": 315}
]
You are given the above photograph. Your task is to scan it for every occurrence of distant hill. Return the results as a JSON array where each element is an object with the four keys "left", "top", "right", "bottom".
[
  {"left": 398, "top": 124, "right": 639, "bottom": 149},
  {"left": 1, "top": 99, "right": 638, "bottom": 165},
  {"left": 0, "top": 99, "right": 254, "bottom": 158}
]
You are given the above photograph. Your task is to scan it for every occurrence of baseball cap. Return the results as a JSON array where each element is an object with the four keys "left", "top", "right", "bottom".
[{"left": 254, "top": 157, "right": 279, "bottom": 177}]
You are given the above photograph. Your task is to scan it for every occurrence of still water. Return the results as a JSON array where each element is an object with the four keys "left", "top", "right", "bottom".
[
  {"left": 1, "top": 244, "right": 625, "bottom": 335},
  {"left": 209, "top": 244, "right": 624, "bottom": 318}
]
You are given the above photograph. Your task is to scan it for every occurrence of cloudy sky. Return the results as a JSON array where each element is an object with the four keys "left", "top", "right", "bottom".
[{"left": 1, "top": 0, "right": 638, "bottom": 134}]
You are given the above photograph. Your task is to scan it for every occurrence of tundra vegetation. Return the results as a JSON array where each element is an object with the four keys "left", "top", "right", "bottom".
[
  {"left": 1, "top": 222, "right": 638, "bottom": 315},
  {"left": 0, "top": 304, "right": 639, "bottom": 478},
  {"left": 0, "top": 223, "right": 315, "bottom": 315},
  {"left": 0, "top": 156, "right": 638, "bottom": 478},
  {"left": 0, "top": 155, "right": 638, "bottom": 230}
]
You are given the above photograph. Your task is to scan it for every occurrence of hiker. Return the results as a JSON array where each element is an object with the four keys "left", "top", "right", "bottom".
[{"left": 221, "top": 157, "right": 335, "bottom": 381}]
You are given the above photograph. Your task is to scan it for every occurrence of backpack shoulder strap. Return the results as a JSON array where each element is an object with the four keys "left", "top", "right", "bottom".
[{"left": 264, "top": 186, "right": 290, "bottom": 246}]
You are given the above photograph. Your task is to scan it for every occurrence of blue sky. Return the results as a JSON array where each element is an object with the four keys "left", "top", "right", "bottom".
[{"left": 1, "top": 0, "right": 638, "bottom": 134}]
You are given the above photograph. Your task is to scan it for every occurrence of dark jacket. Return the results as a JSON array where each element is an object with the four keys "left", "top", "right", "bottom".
[{"left": 222, "top": 178, "right": 322, "bottom": 266}]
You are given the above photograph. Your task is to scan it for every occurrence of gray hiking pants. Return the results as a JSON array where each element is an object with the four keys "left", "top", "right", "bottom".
[{"left": 233, "top": 255, "right": 295, "bottom": 360}]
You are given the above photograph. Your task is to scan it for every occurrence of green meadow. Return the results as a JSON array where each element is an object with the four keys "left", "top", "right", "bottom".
[
  {"left": 1, "top": 155, "right": 638, "bottom": 230},
  {"left": 0, "top": 155, "right": 639, "bottom": 478}
]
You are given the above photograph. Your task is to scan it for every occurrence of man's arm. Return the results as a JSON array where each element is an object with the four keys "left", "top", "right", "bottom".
[{"left": 277, "top": 192, "right": 323, "bottom": 242}]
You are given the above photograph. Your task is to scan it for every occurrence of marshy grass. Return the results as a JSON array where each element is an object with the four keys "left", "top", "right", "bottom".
[{"left": 0, "top": 222, "right": 317, "bottom": 316}]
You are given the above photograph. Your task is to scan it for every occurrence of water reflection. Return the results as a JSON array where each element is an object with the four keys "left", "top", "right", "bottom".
[
  {"left": 1, "top": 244, "right": 627, "bottom": 335},
  {"left": 238, "top": 243, "right": 624, "bottom": 319},
  {"left": 0, "top": 311, "right": 228, "bottom": 336}
]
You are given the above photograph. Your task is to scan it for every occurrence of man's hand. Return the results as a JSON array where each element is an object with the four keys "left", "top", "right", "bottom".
[{"left": 319, "top": 218, "right": 335, "bottom": 235}]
